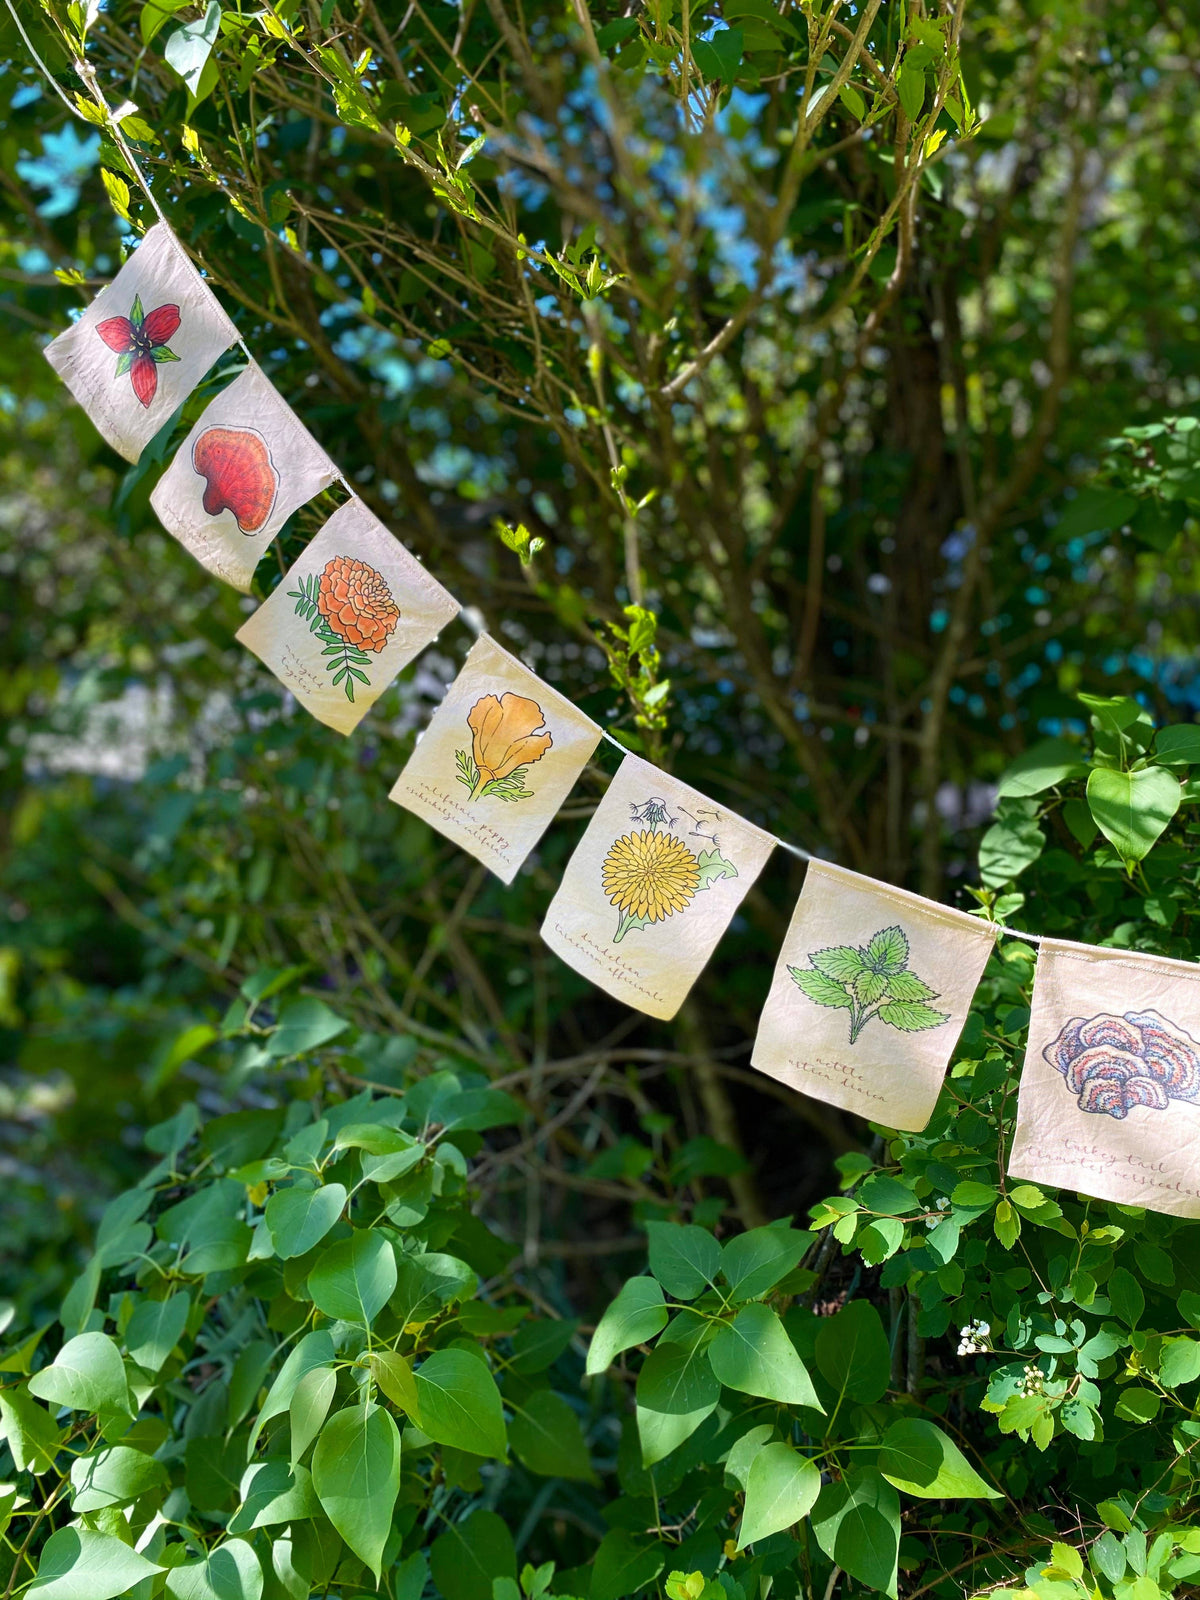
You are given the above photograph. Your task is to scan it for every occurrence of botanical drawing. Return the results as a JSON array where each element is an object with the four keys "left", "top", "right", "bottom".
[
  {"left": 193, "top": 426, "right": 279, "bottom": 534},
  {"left": 1044, "top": 1009, "right": 1200, "bottom": 1120},
  {"left": 289, "top": 555, "right": 401, "bottom": 702},
  {"left": 95, "top": 293, "right": 181, "bottom": 407},
  {"left": 601, "top": 796, "right": 738, "bottom": 944},
  {"left": 789, "top": 925, "right": 950, "bottom": 1044},
  {"left": 456, "top": 693, "right": 552, "bottom": 802}
]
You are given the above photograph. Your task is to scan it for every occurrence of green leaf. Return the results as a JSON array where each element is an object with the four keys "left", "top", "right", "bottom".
[
  {"left": 510, "top": 1317, "right": 578, "bottom": 1374},
  {"left": 865, "top": 925, "right": 909, "bottom": 973},
  {"left": 0, "top": 1388, "right": 62, "bottom": 1474},
  {"left": 509, "top": 1390, "right": 594, "bottom": 1481},
  {"left": 694, "top": 847, "right": 738, "bottom": 889},
  {"left": 853, "top": 970, "right": 888, "bottom": 1004},
  {"left": 646, "top": 1222, "right": 720, "bottom": 1299},
  {"left": 719, "top": 1225, "right": 811, "bottom": 1300},
  {"left": 587, "top": 1277, "right": 668, "bottom": 1373},
  {"left": 125, "top": 1291, "right": 190, "bottom": 1372},
  {"left": 858, "top": 1218, "right": 904, "bottom": 1264},
  {"left": 391, "top": 1251, "right": 477, "bottom": 1326},
  {"left": 724, "top": 1422, "right": 775, "bottom": 1490},
  {"left": 814, "top": 1299, "right": 891, "bottom": 1404},
  {"left": 738, "top": 1442, "right": 821, "bottom": 1548},
  {"left": 709, "top": 1304, "right": 823, "bottom": 1409},
  {"left": 28, "top": 1528, "right": 163, "bottom": 1600},
  {"left": 311, "top": 1403, "right": 401, "bottom": 1580},
  {"left": 28, "top": 1333, "right": 130, "bottom": 1415},
  {"left": 70, "top": 1444, "right": 168, "bottom": 1511},
  {"left": 142, "top": 0, "right": 191, "bottom": 46},
  {"left": 896, "top": 57, "right": 926, "bottom": 119},
  {"left": 1114, "top": 1387, "right": 1160, "bottom": 1423},
  {"left": 289, "top": 1366, "right": 337, "bottom": 1465},
  {"left": 637, "top": 1336, "right": 720, "bottom": 1416},
  {"left": 414, "top": 1348, "right": 507, "bottom": 1457},
  {"left": 884, "top": 970, "right": 937, "bottom": 1001},
  {"left": 1108, "top": 1266, "right": 1145, "bottom": 1328},
  {"left": 267, "top": 996, "right": 350, "bottom": 1058},
  {"left": 1155, "top": 725, "right": 1200, "bottom": 765},
  {"left": 166, "top": 1537, "right": 263, "bottom": 1600},
  {"left": 369, "top": 1349, "right": 418, "bottom": 1415},
  {"left": 810, "top": 945, "right": 867, "bottom": 981},
  {"left": 812, "top": 1470, "right": 900, "bottom": 1599},
  {"left": 635, "top": 1336, "right": 719, "bottom": 1464},
  {"left": 229, "top": 1460, "right": 320, "bottom": 1533},
  {"left": 429, "top": 1511, "right": 516, "bottom": 1600},
  {"left": 995, "top": 738, "right": 1087, "bottom": 798},
  {"left": 1053, "top": 487, "right": 1138, "bottom": 542},
  {"left": 164, "top": 0, "right": 222, "bottom": 96},
  {"left": 250, "top": 1329, "right": 335, "bottom": 1450},
  {"left": 691, "top": 25, "right": 743, "bottom": 82},
  {"left": 1159, "top": 1336, "right": 1200, "bottom": 1388},
  {"left": 265, "top": 1184, "right": 346, "bottom": 1260},
  {"left": 1086, "top": 766, "right": 1180, "bottom": 865},
  {"left": 308, "top": 1228, "right": 397, "bottom": 1326},
  {"left": 789, "top": 967, "right": 854, "bottom": 1010},
  {"left": 979, "top": 812, "right": 1045, "bottom": 886},
  {"left": 876, "top": 999, "right": 950, "bottom": 1032},
  {"left": 590, "top": 1531, "right": 665, "bottom": 1600},
  {"left": 878, "top": 1419, "right": 1001, "bottom": 1499}
]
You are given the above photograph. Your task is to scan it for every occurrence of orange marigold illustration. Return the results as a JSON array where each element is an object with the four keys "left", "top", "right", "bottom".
[
  {"left": 601, "top": 796, "right": 738, "bottom": 942},
  {"left": 288, "top": 556, "right": 401, "bottom": 704},
  {"left": 316, "top": 556, "right": 401, "bottom": 652},
  {"left": 456, "top": 692, "right": 552, "bottom": 802}
]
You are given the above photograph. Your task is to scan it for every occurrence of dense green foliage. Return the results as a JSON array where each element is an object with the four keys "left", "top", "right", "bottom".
[{"left": 6, "top": 0, "right": 1200, "bottom": 1596}]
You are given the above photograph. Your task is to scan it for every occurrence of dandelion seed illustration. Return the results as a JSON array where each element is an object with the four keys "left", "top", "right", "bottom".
[{"left": 600, "top": 795, "right": 737, "bottom": 943}]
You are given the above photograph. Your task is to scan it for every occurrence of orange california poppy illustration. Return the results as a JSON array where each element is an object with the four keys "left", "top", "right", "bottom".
[{"left": 456, "top": 692, "right": 553, "bottom": 802}]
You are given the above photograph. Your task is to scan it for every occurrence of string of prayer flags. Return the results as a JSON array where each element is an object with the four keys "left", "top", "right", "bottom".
[
  {"left": 540, "top": 752, "right": 775, "bottom": 1021},
  {"left": 750, "top": 860, "right": 998, "bottom": 1131},
  {"left": 46, "top": 220, "right": 1200, "bottom": 1226},
  {"left": 43, "top": 222, "right": 239, "bottom": 464},
  {"left": 236, "top": 499, "right": 460, "bottom": 734},
  {"left": 150, "top": 363, "right": 339, "bottom": 592},
  {"left": 388, "top": 634, "right": 603, "bottom": 885},
  {"left": 1008, "top": 937, "right": 1200, "bottom": 1218}
]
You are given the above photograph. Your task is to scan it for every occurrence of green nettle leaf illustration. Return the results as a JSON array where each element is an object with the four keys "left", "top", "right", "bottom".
[{"left": 789, "top": 924, "right": 950, "bottom": 1045}]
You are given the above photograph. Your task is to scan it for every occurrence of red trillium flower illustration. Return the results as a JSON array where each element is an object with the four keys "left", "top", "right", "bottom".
[{"left": 95, "top": 293, "right": 182, "bottom": 408}]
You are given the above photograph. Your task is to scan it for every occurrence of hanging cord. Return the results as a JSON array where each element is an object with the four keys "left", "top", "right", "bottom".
[{"left": 7, "top": 0, "right": 1048, "bottom": 951}]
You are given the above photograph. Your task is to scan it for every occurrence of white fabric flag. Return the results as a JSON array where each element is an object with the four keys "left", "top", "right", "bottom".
[
  {"left": 540, "top": 753, "right": 775, "bottom": 1021},
  {"left": 150, "top": 364, "right": 337, "bottom": 592},
  {"left": 751, "top": 860, "right": 997, "bottom": 1131},
  {"left": 1009, "top": 937, "right": 1200, "bottom": 1218},
  {"left": 388, "top": 634, "right": 603, "bottom": 884},
  {"left": 236, "top": 499, "right": 460, "bottom": 734},
  {"left": 43, "top": 222, "right": 239, "bottom": 464}
]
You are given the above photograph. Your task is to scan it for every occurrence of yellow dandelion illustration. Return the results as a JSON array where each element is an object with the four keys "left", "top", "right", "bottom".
[{"left": 602, "top": 828, "right": 702, "bottom": 942}]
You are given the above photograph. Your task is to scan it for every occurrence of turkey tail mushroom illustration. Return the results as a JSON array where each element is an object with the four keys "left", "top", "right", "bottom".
[
  {"left": 193, "top": 426, "right": 279, "bottom": 534},
  {"left": 1045, "top": 1008, "right": 1200, "bottom": 1119}
]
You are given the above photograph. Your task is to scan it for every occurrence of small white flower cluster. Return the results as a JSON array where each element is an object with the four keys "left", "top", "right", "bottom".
[
  {"left": 924, "top": 1197, "right": 952, "bottom": 1230},
  {"left": 957, "top": 1319, "right": 991, "bottom": 1356},
  {"left": 1015, "top": 1363, "right": 1045, "bottom": 1396}
]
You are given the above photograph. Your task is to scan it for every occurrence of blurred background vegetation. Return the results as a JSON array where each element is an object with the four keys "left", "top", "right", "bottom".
[{"left": 3, "top": 0, "right": 1200, "bottom": 1588}]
